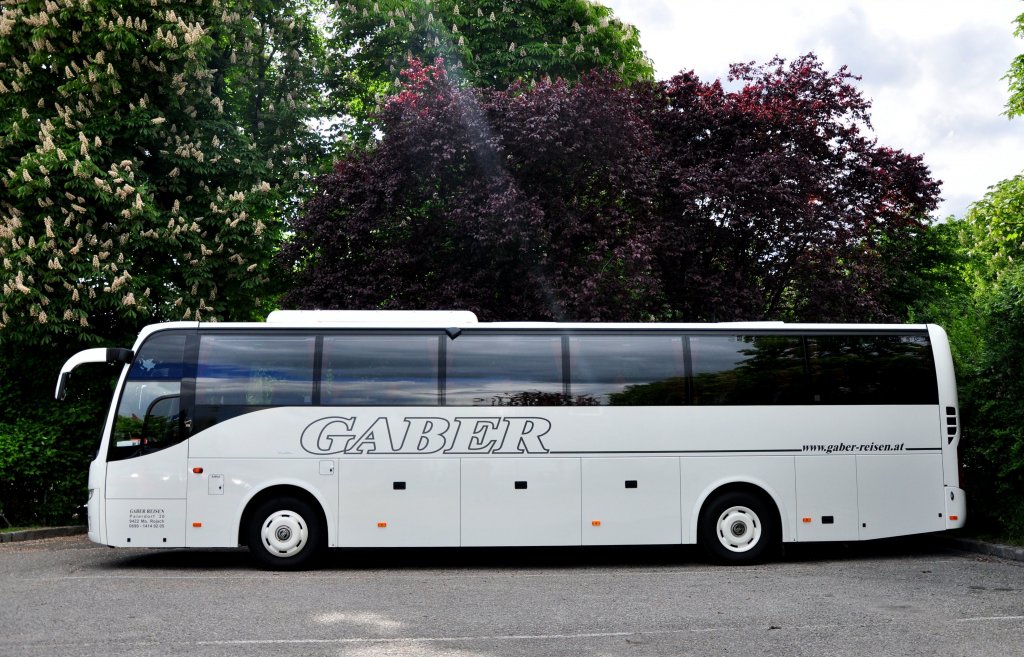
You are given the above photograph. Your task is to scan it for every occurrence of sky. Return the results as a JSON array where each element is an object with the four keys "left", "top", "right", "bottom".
[{"left": 604, "top": 0, "right": 1024, "bottom": 220}]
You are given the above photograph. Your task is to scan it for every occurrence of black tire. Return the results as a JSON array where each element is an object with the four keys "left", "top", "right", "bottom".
[
  {"left": 698, "top": 490, "right": 779, "bottom": 565},
  {"left": 247, "top": 496, "right": 323, "bottom": 570}
]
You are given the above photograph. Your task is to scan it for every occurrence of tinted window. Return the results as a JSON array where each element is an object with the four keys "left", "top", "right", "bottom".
[
  {"left": 111, "top": 331, "right": 187, "bottom": 460},
  {"left": 569, "top": 335, "right": 686, "bottom": 405},
  {"left": 808, "top": 334, "right": 937, "bottom": 404},
  {"left": 322, "top": 334, "right": 439, "bottom": 406},
  {"left": 446, "top": 334, "right": 564, "bottom": 406},
  {"left": 196, "top": 334, "right": 315, "bottom": 407},
  {"left": 690, "top": 335, "right": 807, "bottom": 405}
]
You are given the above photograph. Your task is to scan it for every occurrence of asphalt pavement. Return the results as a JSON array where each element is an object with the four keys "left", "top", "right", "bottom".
[{"left": 1, "top": 533, "right": 1022, "bottom": 657}]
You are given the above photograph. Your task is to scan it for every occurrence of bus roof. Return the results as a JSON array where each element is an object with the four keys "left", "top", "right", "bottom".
[
  {"left": 131, "top": 312, "right": 932, "bottom": 341},
  {"left": 265, "top": 310, "right": 480, "bottom": 326}
]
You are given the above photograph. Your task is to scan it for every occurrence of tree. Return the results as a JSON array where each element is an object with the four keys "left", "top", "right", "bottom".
[
  {"left": 650, "top": 56, "right": 940, "bottom": 322},
  {"left": 929, "top": 10, "right": 1024, "bottom": 541},
  {"left": 326, "top": 0, "right": 653, "bottom": 143},
  {"left": 282, "top": 59, "right": 662, "bottom": 320},
  {"left": 956, "top": 265, "right": 1024, "bottom": 539},
  {"left": 1, "top": 0, "right": 328, "bottom": 347},
  {"left": 0, "top": 0, "right": 330, "bottom": 526},
  {"left": 959, "top": 175, "right": 1024, "bottom": 281},
  {"left": 950, "top": 179, "right": 1024, "bottom": 539},
  {"left": 281, "top": 55, "right": 941, "bottom": 324},
  {"left": 1005, "top": 10, "right": 1024, "bottom": 117}
]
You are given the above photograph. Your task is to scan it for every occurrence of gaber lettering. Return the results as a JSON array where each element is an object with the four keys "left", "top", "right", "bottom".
[{"left": 299, "top": 416, "right": 552, "bottom": 455}]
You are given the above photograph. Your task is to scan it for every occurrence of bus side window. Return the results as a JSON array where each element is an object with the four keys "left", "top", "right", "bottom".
[
  {"left": 807, "top": 335, "right": 938, "bottom": 404},
  {"left": 194, "top": 334, "right": 316, "bottom": 431},
  {"left": 689, "top": 335, "right": 807, "bottom": 405},
  {"left": 321, "top": 334, "right": 440, "bottom": 406},
  {"left": 446, "top": 334, "right": 564, "bottom": 406},
  {"left": 110, "top": 332, "right": 187, "bottom": 461},
  {"left": 569, "top": 335, "right": 687, "bottom": 405}
]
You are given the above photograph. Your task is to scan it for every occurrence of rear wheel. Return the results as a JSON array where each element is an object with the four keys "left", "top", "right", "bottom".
[
  {"left": 247, "top": 497, "right": 323, "bottom": 570},
  {"left": 699, "top": 490, "right": 778, "bottom": 564}
]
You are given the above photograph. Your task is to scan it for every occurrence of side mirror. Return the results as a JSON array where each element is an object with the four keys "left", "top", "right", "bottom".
[
  {"left": 55, "top": 347, "right": 134, "bottom": 400},
  {"left": 56, "top": 372, "right": 71, "bottom": 402}
]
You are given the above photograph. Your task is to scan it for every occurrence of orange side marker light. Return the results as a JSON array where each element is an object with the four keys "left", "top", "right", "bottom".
[
  {"left": 949, "top": 515, "right": 959, "bottom": 521},
  {"left": 192, "top": 467, "right": 203, "bottom": 474},
  {"left": 192, "top": 522, "right": 202, "bottom": 528},
  {"left": 377, "top": 522, "right": 387, "bottom": 528},
  {"left": 592, "top": 520, "right": 601, "bottom": 527},
  {"left": 802, "top": 517, "right": 813, "bottom": 523}
]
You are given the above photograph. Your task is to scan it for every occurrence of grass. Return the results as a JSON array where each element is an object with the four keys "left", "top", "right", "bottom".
[
  {"left": 949, "top": 527, "right": 1024, "bottom": 547},
  {"left": 965, "top": 534, "right": 1024, "bottom": 548},
  {"left": 0, "top": 526, "right": 30, "bottom": 534}
]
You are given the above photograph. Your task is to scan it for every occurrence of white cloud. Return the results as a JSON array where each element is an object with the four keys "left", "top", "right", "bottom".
[{"left": 605, "top": 0, "right": 1024, "bottom": 218}]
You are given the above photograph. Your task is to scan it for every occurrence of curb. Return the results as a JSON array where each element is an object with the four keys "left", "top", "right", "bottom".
[
  {"left": 932, "top": 535, "right": 1024, "bottom": 562},
  {"left": 0, "top": 526, "right": 86, "bottom": 543}
]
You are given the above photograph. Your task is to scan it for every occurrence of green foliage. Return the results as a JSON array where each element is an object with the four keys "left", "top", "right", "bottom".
[
  {"left": 1006, "top": 11, "right": 1024, "bottom": 118},
  {"left": 0, "top": 342, "right": 113, "bottom": 526},
  {"left": 0, "top": 0, "right": 332, "bottom": 525},
  {"left": 0, "top": 417, "right": 82, "bottom": 527},
  {"left": 942, "top": 176, "right": 1024, "bottom": 541},
  {"left": 958, "top": 265, "right": 1024, "bottom": 539},
  {"left": 0, "top": 0, "right": 329, "bottom": 346},
  {"left": 879, "top": 221, "right": 973, "bottom": 325},
  {"left": 961, "top": 175, "right": 1024, "bottom": 280},
  {"left": 327, "top": 0, "right": 654, "bottom": 143}
]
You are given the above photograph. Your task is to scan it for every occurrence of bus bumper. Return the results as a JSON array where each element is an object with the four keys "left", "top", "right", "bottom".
[{"left": 945, "top": 486, "right": 966, "bottom": 529}]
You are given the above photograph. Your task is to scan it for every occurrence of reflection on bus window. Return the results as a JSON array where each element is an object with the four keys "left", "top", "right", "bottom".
[
  {"left": 110, "top": 332, "right": 186, "bottom": 460},
  {"left": 690, "top": 335, "right": 807, "bottom": 405},
  {"left": 569, "top": 335, "right": 686, "bottom": 405},
  {"left": 808, "top": 335, "right": 937, "bottom": 404},
  {"left": 322, "top": 334, "right": 439, "bottom": 406},
  {"left": 193, "top": 334, "right": 315, "bottom": 432},
  {"left": 446, "top": 335, "right": 564, "bottom": 406},
  {"left": 196, "top": 335, "right": 315, "bottom": 407}
]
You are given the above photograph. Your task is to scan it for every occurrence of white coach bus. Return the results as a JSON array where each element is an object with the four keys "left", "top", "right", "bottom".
[{"left": 56, "top": 311, "right": 966, "bottom": 569}]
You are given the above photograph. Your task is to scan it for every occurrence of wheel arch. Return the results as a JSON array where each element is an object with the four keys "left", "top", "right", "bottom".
[
  {"left": 689, "top": 479, "right": 790, "bottom": 544},
  {"left": 237, "top": 482, "right": 331, "bottom": 548}
]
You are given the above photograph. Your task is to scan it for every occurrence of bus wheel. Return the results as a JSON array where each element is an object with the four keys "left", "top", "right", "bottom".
[
  {"left": 699, "top": 490, "right": 778, "bottom": 564},
  {"left": 247, "top": 497, "right": 322, "bottom": 570}
]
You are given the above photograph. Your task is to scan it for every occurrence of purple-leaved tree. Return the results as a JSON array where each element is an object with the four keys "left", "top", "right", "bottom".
[{"left": 281, "top": 55, "right": 940, "bottom": 322}]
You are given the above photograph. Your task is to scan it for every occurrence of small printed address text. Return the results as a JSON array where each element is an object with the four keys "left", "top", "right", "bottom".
[{"left": 128, "top": 508, "right": 166, "bottom": 530}]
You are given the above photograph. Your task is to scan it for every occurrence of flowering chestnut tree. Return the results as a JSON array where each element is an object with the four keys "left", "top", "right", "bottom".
[
  {"left": 0, "top": 0, "right": 327, "bottom": 346},
  {"left": 0, "top": 0, "right": 330, "bottom": 527},
  {"left": 282, "top": 55, "right": 941, "bottom": 323}
]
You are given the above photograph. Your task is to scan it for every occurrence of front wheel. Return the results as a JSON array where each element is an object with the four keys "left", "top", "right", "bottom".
[
  {"left": 699, "top": 490, "right": 778, "bottom": 564},
  {"left": 247, "top": 497, "right": 323, "bottom": 570}
]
